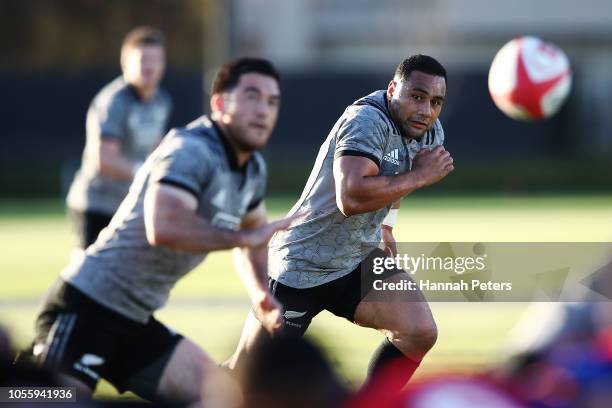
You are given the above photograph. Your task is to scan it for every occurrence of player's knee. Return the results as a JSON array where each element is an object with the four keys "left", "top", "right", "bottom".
[
  {"left": 411, "top": 319, "right": 438, "bottom": 354},
  {"left": 395, "top": 318, "right": 438, "bottom": 356},
  {"left": 414, "top": 321, "right": 438, "bottom": 353}
]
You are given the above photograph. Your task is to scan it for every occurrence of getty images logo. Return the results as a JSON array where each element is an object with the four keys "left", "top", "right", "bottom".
[{"left": 383, "top": 149, "right": 400, "bottom": 165}]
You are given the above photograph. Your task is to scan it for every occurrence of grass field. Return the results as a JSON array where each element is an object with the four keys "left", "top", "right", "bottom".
[{"left": 1, "top": 195, "right": 612, "bottom": 398}]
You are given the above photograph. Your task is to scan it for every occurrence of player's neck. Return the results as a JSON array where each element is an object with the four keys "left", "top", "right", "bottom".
[
  {"left": 130, "top": 83, "right": 157, "bottom": 102},
  {"left": 214, "top": 121, "right": 251, "bottom": 169},
  {"left": 231, "top": 142, "right": 251, "bottom": 168}
]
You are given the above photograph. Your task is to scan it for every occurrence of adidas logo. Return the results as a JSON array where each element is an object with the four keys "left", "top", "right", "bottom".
[{"left": 382, "top": 149, "right": 400, "bottom": 165}]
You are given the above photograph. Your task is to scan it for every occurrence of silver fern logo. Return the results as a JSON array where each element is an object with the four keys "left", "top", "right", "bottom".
[{"left": 283, "top": 310, "right": 307, "bottom": 319}]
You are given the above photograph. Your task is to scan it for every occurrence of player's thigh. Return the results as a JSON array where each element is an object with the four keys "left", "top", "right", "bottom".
[
  {"left": 26, "top": 282, "right": 127, "bottom": 395},
  {"left": 270, "top": 278, "right": 323, "bottom": 337},
  {"left": 108, "top": 318, "right": 200, "bottom": 403},
  {"left": 155, "top": 338, "right": 217, "bottom": 404},
  {"left": 354, "top": 271, "right": 436, "bottom": 337},
  {"left": 29, "top": 308, "right": 112, "bottom": 395}
]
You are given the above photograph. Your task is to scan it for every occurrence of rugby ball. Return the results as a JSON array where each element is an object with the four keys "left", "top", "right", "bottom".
[{"left": 488, "top": 36, "right": 572, "bottom": 121}]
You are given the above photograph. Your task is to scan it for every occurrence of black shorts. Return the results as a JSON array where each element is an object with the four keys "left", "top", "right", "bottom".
[
  {"left": 24, "top": 280, "right": 182, "bottom": 397},
  {"left": 270, "top": 248, "right": 404, "bottom": 337},
  {"left": 68, "top": 209, "right": 113, "bottom": 249}
]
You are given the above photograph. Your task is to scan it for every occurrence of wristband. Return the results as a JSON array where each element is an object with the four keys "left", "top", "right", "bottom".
[{"left": 382, "top": 208, "right": 398, "bottom": 228}]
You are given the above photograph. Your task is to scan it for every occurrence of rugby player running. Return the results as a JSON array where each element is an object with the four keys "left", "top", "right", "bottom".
[{"left": 228, "top": 55, "right": 454, "bottom": 389}]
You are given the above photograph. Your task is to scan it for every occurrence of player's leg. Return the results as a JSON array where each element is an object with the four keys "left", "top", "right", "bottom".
[
  {"left": 153, "top": 338, "right": 217, "bottom": 404},
  {"left": 225, "top": 279, "right": 323, "bottom": 372},
  {"left": 225, "top": 309, "right": 269, "bottom": 372},
  {"left": 24, "top": 297, "right": 110, "bottom": 397},
  {"left": 355, "top": 271, "right": 437, "bottom": 380},
  {"left": 325, "top": 249, "right": 437, "bottom": 386},
  {"left": 109, "top": 314, "right": 229, "bottom": 406},
  {"left": 19, "top": 340, "right": 96, "bottom": 399}
]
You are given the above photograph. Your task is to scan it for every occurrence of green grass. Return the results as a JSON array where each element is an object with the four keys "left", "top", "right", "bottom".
[{"left": 1, "top": 195, "right": 612, "bottom": 398}]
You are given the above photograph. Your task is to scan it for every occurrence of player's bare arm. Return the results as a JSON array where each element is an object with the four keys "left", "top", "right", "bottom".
[
  {"left": 233, "top": 202, "right": 283, "bottom": 333},
  {"left": 333, "top": 145, "right": 453, "bottom": 216},
  {"left": 143, "top": 183, "right": 295, "bottom": 253},
  {"left": 95, "top": 138, "right": 141, "bottom": 180}
]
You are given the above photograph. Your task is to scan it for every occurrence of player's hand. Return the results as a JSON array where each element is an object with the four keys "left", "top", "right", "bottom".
[
  {"left": 252, "top": 291, "right": 284, "bottom": 335},
  {"left": 411, "top": 146, "right": 454, "bottom": 187},
  {"left": 241, "top": 213, "right": 303, "bottom": 248},
  {"left": 380, "top": 225, "right": 398, "bottom": 257}
]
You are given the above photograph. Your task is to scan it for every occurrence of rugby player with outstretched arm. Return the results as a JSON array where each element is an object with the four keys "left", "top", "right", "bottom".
[{"left": 21, "top": 58, "right": 292, "bottom": 406}]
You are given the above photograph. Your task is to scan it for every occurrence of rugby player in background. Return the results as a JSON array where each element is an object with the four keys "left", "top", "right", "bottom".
[{"left": 66, "top": 27, "right": 172, "bottom": 249}]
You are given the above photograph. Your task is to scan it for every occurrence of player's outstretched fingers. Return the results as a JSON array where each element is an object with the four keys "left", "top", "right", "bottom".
[
  {"left": 272, "top": 210, "right": 307, "bottom": 231},
  {"left": 269, "top": 214, "right": 299, "bottom": 231},
  {"left": 248, "top": 211, "right": 307, "bottom": 248}
]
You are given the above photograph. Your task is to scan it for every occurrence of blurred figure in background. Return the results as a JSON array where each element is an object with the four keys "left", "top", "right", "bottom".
[
  {"left": 66, "top": 26, "right": 171, "bottom": 249},
  {"left": 238, "top": 336, "right": 349, "bottom": 408},
  {"left": 348, "top": 372, "right": 525, "bottom": 408},
  {"left": 498, "top": 259, "right": 612, "bottom": 407}
]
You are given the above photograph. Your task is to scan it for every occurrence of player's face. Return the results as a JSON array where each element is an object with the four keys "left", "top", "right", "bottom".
[
  {"left": 122, "top": 44, "right": 166, "bottom": 91},
  {"left": 220, "top": 73, "right": 280, "bottom": 152},
  {"left": 387, "top": 71, "right": 446, "bottom": 139}
]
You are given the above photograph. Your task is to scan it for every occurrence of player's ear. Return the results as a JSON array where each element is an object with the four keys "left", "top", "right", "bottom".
[
  {"left": 120, "top": 44, "right": 132, "bottom": 74},
  {"left": 387, "top": 80, "right": 396, "bottom": 99},
  {"left": 210, "top": 93, "right": 224, "bottom": 114},
  {"left": 120, "top": 51, "right": 127, "bottom": 73}
]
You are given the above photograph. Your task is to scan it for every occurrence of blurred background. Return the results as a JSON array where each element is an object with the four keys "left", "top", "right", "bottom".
[
  {"left": 1, "top": 0, "right": 612, "bottom": 197},
  {"left": 1, "top": 0, "right": 612, "bottom": 402}
]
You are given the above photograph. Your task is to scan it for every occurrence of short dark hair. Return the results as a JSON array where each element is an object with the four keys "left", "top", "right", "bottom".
[
  {"left": 121, "top": 26, "right": 165, "bottom": 55},
  {"left": 212, "top": 57, "right": 281, "bottom": 94},
  {"left": 394, "top": 54, "right": 447, "bottom": 83}
]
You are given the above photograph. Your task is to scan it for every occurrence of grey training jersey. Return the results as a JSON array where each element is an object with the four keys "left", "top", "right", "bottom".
[
  {"left": 269, "top": 90, "right": 444, "bottom": 288},
  {"left": 67, "top": 76, "right": 172, "bottom": 215},
  {"left": 61, "top": 116, "right": 267, "bottom": 323}
]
